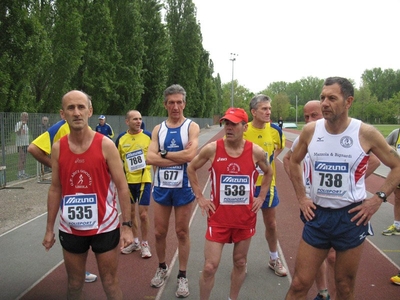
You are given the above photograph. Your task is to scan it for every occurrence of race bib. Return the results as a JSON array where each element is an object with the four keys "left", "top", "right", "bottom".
[
  {"left": 219, "top": 175, "right": 250, "bottom": 205},
  {"left": 312, "top": 161, "right": 349, "bottom": 199},
  {"left": 62, "top": 193, "right": 98, "bottom": 230},
  {"left": 126, "top": 149, "right": 146, "bottom": 172},
  {"left": 159, "top": 165, "right": 184, "bottom": 188}
]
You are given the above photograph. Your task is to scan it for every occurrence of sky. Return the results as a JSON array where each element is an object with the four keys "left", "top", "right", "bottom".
[{"left": 192, "top": 0, "right": 400, "bottom": 93}]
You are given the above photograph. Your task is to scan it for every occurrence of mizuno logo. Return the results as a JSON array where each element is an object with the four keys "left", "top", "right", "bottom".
[
  {"left": 317, "top": 137, "right": 324, "bottom": 142},
  {"left": 315, "top": 162, "right": 348, "bottom": 172}
]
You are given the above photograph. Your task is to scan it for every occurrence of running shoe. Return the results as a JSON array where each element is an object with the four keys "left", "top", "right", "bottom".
[
  {"left": 175, "top": 277, "right": 190, "bottom": 298},
  {"left": 141, "top": 242, "right": 152, "bottom": 258},
  {"left": 85, "top": 271, "right": 97, "bottom": 283},
  {"left": 382, "top": 224, "right": 400, "bottom": 236},
  {"left": 121, "top": 241, "right": 141, "bottom": 254},
  {"left": 150, "top": 265, "right": 168, "bottom": 288},
  {"left": 268, "top": 257, "right": 287, "bottom": 277},
  {"left": 390, "top": 272, "right": 400, "bottom": 285}
]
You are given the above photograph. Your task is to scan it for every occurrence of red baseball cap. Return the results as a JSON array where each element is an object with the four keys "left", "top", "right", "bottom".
[{"left": 220, "top": 107, "right": 248, "bottom": 124}]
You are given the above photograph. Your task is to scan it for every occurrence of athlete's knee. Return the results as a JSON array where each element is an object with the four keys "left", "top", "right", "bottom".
[{"left": 202, "top": 260, "right": 219, "bottom": 277}]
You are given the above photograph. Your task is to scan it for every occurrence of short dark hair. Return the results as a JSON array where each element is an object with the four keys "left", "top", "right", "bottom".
[{"left": 323, "top": 77, "right": 354, "bottom": 99}]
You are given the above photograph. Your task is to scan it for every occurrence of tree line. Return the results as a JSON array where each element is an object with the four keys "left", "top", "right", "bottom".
[{"left": 1, "top": 1, "right": 400, "bottom": 124}]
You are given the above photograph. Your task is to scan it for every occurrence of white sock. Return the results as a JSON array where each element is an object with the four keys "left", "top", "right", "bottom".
[
  {"left": 134, "top": 237, "right": 139, "bottom": 244},
  {"left": 270, "top": 251, "right": 278, "bottom": 260},
  {"left": 141, "top": 240, "right": 148, "bottom": 246},
  {"left": 394, "top": 221, "right": 400, "bottom": 229}
]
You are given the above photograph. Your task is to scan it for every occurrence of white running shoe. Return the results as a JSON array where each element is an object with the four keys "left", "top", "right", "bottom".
[
  {"left": 121, "top": 242, "right": 141, "bottom": 254},
  {"left": 141, "top": 242, "right": 152, "bottom": 258},
  {"left": 150, "top": 265, "right": 168, "bottom": 288},
  {"left": 175, "top": 277, "right": 190, "bottom": 298}
]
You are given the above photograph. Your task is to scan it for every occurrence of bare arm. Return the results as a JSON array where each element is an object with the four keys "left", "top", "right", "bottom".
[
  {"left": 28, "top": 143, "right": 52, "bottom": 168},
  {"left": 289, "top": 124, "right": 316, "bottom": 221},
  {"left": 147, "top": 122, "right": 200, "bottom": 167},
  {"left": 365, "top": 153, "right": 380, "bottom": 178},
  {"left": 102, "top": 137, "right": 133, "bottom": 249},
  {"left": 187, "top": 142, "right": 216, "bottom": 217},
  {"left": 42, "top": 142, "right": 62, "bottom": 251},
  {"left": 350, "top": 125, "right": 400, "bottom": 225},
  {"left": 282, "top": 150, "right": 292, "bottom": 177}
]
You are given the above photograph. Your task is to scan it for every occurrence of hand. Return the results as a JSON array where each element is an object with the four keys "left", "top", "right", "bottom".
[
  {"left": 42, "top": 231, "right": 56, "bottom": 251},
  {"left": 252, "top": 196, "right": 264, "bottom": 213},
  {"left": 119, "top": 226, "right": 134, "bottom": 250},
  {"left": 196, "top": 196, "right": 215, "bottom": 217},
  {"left": 349, "top": 197, "right": 382, "bottom": 226},
  {"left": 299, "top": 197, "right": 316, "bottom": 221}
]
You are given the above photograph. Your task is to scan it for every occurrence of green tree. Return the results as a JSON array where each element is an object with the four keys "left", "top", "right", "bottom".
[
  {"left": 165, "top": 0, "right": 203, "bottom": 116},
  {"left": 137, "top": 0, "right": 170, "bottom": 116},
  {"left": 72, "top": 0, "right": 120, "bottom": 114}
]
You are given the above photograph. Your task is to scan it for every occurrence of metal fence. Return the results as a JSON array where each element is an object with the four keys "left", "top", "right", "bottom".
[{"left": 0, "top": 112, "right": 213, "bottom": 188}]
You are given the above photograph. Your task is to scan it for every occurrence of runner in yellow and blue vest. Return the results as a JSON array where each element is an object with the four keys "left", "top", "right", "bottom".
[{"left": 243, "top": 94, "right": 287, "bottom": 277}]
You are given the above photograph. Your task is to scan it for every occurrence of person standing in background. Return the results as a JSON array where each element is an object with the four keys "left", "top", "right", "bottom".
[
  {"left": 382, "top": 127, "right": 400, "bottom": 236},
  {"left": 278, "top": 116, "right": 283, "bottom": 129},
  {"left": 96, "top": 115, "right": 114, "bottom": 139},
  {"left": 15, "top": 112, "right": 30, "bottom": 179},
  {"left": 243, "top": 95, "right": 287, "bottom": 277},
  {"left": 115, "top": 110, "right": 152, "bottom": 259}
]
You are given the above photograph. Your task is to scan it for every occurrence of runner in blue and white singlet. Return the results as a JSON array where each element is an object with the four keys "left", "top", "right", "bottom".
[{"left": 308, "top": 118, "right": 369, "bottom": 209}]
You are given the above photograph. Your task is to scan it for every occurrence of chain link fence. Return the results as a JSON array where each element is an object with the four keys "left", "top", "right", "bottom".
[{"left": 0, "top": 112, "right": 213, "bottom": 188}]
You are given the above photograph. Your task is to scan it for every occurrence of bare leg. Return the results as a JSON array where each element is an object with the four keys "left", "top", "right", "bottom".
[
  {"left": 174, "top": 202, "right": 194, "bottom": 271},
  {"left": 334, "top": 243, "right": 364, "bottom": 300},
  {"left": 229, "top": 238, "right": 252, "bottom": 300},
  {"left": 62, "top": 249, "right": 87, "bottom": 300},
  {"left": 285, "top": 239, "right": 328, "bottom": 300},
  {"left": 199, "top": 240, "right": 224, "bottom": 300},
  {"left": 139, "top": 205, "right": 149, "bottom": 241},
  {"left": 96, "top": 246, "right": 123, "bottom": 300},
  {"left": 262, "top": 207, "right": 278, "bottom": 253},
  {"left": 153, "top": 202, "right": 172, "bottom": 263}
]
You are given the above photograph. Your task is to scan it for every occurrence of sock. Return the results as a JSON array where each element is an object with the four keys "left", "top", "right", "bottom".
[
  {"left": 270, "top": 251, "right": 278, "bottom": 260},
  {"left": 141, "top": 240, "right": 148, "bottom": 246},
  {"left": 134, "top": 237, "right": 139, "bottom": 244},
  {"left": 319, "top": 289, "right": 329, "bottom": 299},
  {"left": 394, "top": 221, "right": 400, "bottom": 230},
  {"left": 178, "top": 270, "right": 186, "bottom": 278},
  {"left": 159, "top": 262, "right": 167, "bottom": 269}
]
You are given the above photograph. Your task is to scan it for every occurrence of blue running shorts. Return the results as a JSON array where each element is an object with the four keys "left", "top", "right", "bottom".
[
  {"left": 152, "top": 187, "right": 195, "bottom": 207},
  {"left": 301, "top": 202, "right": 374, "bottom": 251}
]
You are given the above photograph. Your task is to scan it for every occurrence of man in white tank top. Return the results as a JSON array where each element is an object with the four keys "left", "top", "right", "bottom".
[{"left": 285, "top": 77, "right": 400, "bottom": 300}]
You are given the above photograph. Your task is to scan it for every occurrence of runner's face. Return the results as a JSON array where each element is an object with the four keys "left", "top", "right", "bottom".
[
  {"left": 303, "top": 104, "right": 323, "bottom": 123},
  {"left": 61, "top": 92, "right": 92, "bottom": 130},
  {"left": 127, "top": 111, "right": 142, "bottom": 133},
  {"left": 251, "top": 101, "right": 271, "bottom": 123},
  {"left": 223, "top": 120, "right": 246, "bottom": 141},
  {"left": 320, "top": 83, "right": 349, "bottom": 122},
  {"left": 164, "top": 94, "right": 185, "bottom": 120}
]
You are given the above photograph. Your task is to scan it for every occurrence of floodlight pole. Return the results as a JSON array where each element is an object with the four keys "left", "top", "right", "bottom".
[{"left": 230, "top": 53, "right": 238, "bottom": 107}]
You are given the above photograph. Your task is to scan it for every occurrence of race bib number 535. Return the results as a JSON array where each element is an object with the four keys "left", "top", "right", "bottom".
[{"left": 62, "top": 193, "right": 98, "bottom": 230}]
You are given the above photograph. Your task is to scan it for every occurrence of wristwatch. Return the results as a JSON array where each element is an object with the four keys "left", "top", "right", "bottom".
[
  {"left": 160, "top": 149, "right": 168, "bottom": 159},
  {"left": 122, "top": 221, "right": 132, "bottom": 227},
  {"left": 375, "top": 191, "right": 387, "bottom": 202}
]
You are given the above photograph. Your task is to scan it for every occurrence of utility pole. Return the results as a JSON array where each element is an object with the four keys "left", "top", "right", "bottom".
[
  {"left": 230, "top": 53, "right": 238, "bottom": 107},
  {"left": 295, "top": 95, "right": 298, "bottom": 125}
]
